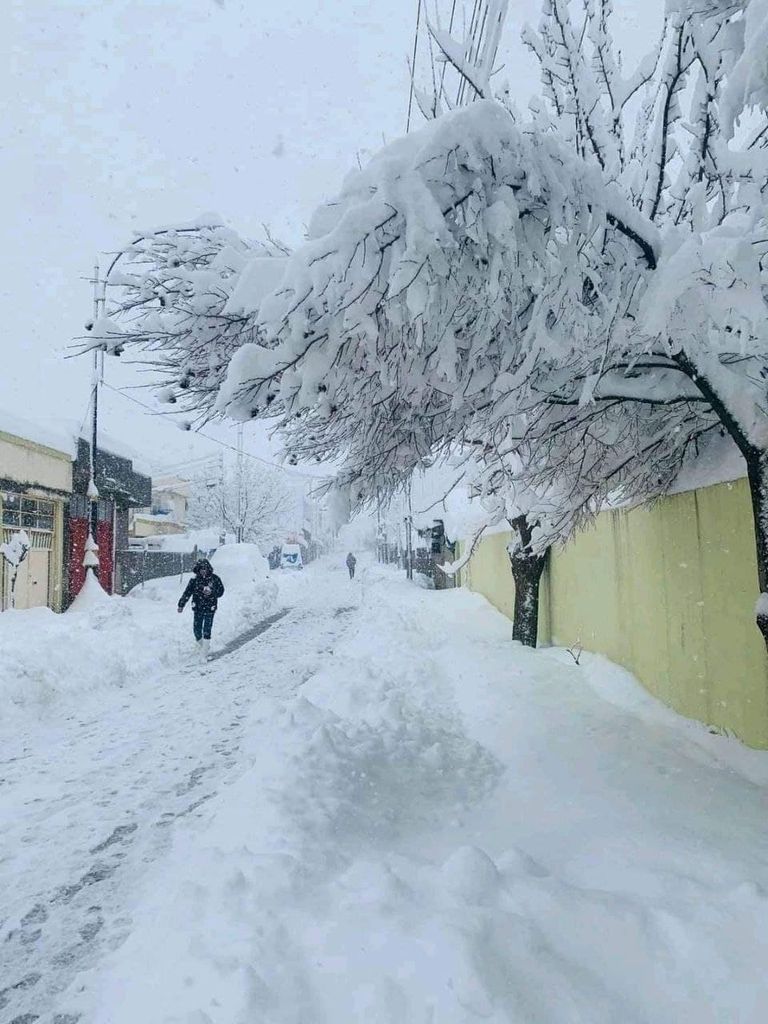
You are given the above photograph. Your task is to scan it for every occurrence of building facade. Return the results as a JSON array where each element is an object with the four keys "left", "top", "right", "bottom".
[
  {"left": 0, "top": 428, "right": 72, "bottom": 612},
  {"left": 130, "top": 475, "right": 189, "bottom": 541},
  {"left": 67, "top": 438, "right": 152, "bottom": 603}
]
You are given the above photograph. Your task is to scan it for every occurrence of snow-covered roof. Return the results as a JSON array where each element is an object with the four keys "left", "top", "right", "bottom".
[
  {"left": 0, "top": 409, "right": 76, "bottom": 457},
  {"left": 0, "top": 408, "right": 152, "bottom": 476},
  {"left": 152, "top": 475, "right": 190, "bottom": 494},
  {"left": 133, "top": 511, "right": 182, "bottom": 522}
]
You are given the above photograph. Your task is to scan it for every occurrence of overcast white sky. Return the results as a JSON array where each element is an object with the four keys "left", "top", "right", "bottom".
[{"left": 2, "top": 0, "right": 660, "bottom": 473}]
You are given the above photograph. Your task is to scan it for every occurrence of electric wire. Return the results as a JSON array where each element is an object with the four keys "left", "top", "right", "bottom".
[{"left": 101, "top": 381, "right": 325, "bottom": 482}]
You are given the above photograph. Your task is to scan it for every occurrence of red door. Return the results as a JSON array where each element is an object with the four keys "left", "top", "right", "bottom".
[
  {"left": 68, "top": 505, "right": 115, "bottom": 600},
  {"left": 68, "top": 516, "right": 88, "bottom": 601}
]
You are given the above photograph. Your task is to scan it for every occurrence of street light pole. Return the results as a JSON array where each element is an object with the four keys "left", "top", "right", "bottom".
[
  {"left": 219, "top": 452, "right": 226, "bottom": 545},
  {"left": 406, "top": 482, "right": 414, "bottom": 580},
  {"left": 83, "top": 259, "right": 103, "bottom": 585},
  {"left": 236, "top": 422, "right": 244, "bottom": 544}
]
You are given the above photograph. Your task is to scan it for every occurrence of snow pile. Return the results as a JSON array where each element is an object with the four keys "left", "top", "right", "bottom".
[
  {"left": 0, "top": 596, "right": 181, "bottom": 715},
  {"left": 0, "top": 545, "right": 277, "bottom": 715},
  {"left": 61, "top": 570, "right": 768, "bottom": 1023},
  {"left": 68, "top": 567, "right": 113, "bottom": 611},
  {"left": 210, "top": 542, "right": 278, "bottom": 638}
]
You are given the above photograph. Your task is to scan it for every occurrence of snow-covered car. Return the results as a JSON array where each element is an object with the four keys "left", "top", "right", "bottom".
[{"left": 280, "top": 543, "right": 303, "bottom": 570}]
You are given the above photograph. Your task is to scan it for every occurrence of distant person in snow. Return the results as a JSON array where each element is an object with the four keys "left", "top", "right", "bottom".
[
  {"left": 178, "top": 559, "right": 224, "bottom": 657},
  {"left": 346, "top": 552, "right": 357, "bottom": 579}
]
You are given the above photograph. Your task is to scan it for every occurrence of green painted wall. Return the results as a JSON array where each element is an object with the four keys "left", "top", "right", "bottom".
[{"left": 460, "top": 478, "right": 768, "bottom": 749}]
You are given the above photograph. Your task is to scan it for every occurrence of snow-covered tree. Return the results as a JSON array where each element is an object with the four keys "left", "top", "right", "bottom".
[
  {"left": 187, "top": 461, "right": 296, "bottom": 550},
  {"left": 1, "top": 530, "right": 30, "bottom": 610},
  {"left": 90, "top": 220, "right": 288, "bottom": 426},
  {"left": 90, "top": 0, "right": 768, "bottom": 648}
]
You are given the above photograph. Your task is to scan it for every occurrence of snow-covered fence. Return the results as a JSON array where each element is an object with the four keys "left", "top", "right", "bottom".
[{"left": 115, "top": 548, "right": 212, "bottom": 596}]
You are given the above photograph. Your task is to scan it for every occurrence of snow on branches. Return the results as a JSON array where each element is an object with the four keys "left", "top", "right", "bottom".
[
  {"left": 86, "top": 221, "right": 286, "bottom": 424},
  {"left": 91, "top": 0, "right": 768, "bottom": 644}
]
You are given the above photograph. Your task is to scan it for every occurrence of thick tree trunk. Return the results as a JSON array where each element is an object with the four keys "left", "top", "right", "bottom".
[
  {"left": 508, "top": 515, "right": 548, "bottom": 648},
  {"left": 510, "top": 551, "right": 548, "bottom": 647},
  {"left": 745, "top": 453, "right": 768, "bottom": 648}
]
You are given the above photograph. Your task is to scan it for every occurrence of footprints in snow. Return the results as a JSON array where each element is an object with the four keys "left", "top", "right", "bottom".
[
  {"left": 89, "top": 823, "right": 137, "bottom": 855},
  {"left": 0, "top": 971, "right": 41, "bottom": 1012},
  {"left": 2, "top": 598, "right": 355, "bottom": 1022}
]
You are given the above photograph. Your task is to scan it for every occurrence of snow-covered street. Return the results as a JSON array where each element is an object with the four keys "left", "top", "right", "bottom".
[
  {"left": 0, "top": 563, "right": 355, "bottom": 1023},
  {"left": 7, "top": 0, "right": 768, "bottom": 1017},
  {"left": 4, "top": 558, "right": 768, "bottom": 1022}
]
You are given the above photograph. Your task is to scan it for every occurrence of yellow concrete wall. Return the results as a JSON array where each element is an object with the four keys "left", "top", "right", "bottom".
[
  {"left": 460, "top": 478, "right": 768, "bottom": 749},
  {"left": 0, "top": 431, "right": 72, "bottom": 492}
]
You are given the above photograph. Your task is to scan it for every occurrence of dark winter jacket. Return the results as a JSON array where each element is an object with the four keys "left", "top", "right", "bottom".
[
  {"left": 178, "top": 572, "right": 225, "bottom": 612},
  {"left": 346, "top": 553, "right": 357, "bottom": 568}
]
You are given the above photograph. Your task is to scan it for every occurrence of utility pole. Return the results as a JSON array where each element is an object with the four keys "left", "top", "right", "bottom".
[
  {"left": 219, "top": 452, "right": 226, "bottom": 545},
  {"left": 236, "top": 422, "right": 244, "bottom": 543},
  {"left": 376, "top": 490, "right": 382, "bottom": 563},
  {"left": 405, "top": 482, "right": 414, "bottom": 580},
  {"left": 83, "top": 259, "right": 103, "bottom": 586}
]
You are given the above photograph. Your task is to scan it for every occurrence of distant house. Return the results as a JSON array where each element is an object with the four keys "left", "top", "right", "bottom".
[
  {"left": 0, "top": 422, "right": 72, "bottom": 612},
  {"left": 130, "top": 475, "right": 189, "bottom": 542}
]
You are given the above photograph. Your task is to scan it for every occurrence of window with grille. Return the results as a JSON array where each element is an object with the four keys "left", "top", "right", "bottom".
[{"left": 2, "top": 494, "right": 55, "bottom": 531}]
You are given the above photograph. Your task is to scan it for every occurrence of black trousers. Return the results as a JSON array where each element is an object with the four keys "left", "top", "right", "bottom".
[
  {"left": 348, "top": 566, "right": 356, "bottom": 579},
  {"left": 193, "top": 607, "right": 215, "bottom": 640}
]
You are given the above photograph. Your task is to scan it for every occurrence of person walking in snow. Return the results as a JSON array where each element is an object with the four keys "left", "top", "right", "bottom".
[
  {"left": 346, "top": 552, "right": 357, "bottom": 579},
  {"left": 177, "top": 558, "right": 224, "bottom": 657}
]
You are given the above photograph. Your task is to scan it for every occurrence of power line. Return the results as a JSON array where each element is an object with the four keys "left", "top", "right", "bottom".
[
  {"left": 101, "top": 381, "right": 324, "bottom": 482},
  {"left": 406, "top": 0, "right": 424, "bottom": 132},
  {"left": 156, "top": 453, "right": 222, "bottom": 475},
  {"left": 76, "top": 393, "right": 93, "bottom": 442}
]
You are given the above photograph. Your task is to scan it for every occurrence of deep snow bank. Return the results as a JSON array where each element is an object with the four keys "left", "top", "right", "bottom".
[
  {"left": 62, "top": 566, "right": 768, "bottom": 1023},
  {"left": 0, "top": 545, "right": 277, "bottom": 715}
]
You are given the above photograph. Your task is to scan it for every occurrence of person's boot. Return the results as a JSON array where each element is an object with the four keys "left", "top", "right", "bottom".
[{"left": 201, "top": 638, "right": 211, "bottom": 660}]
